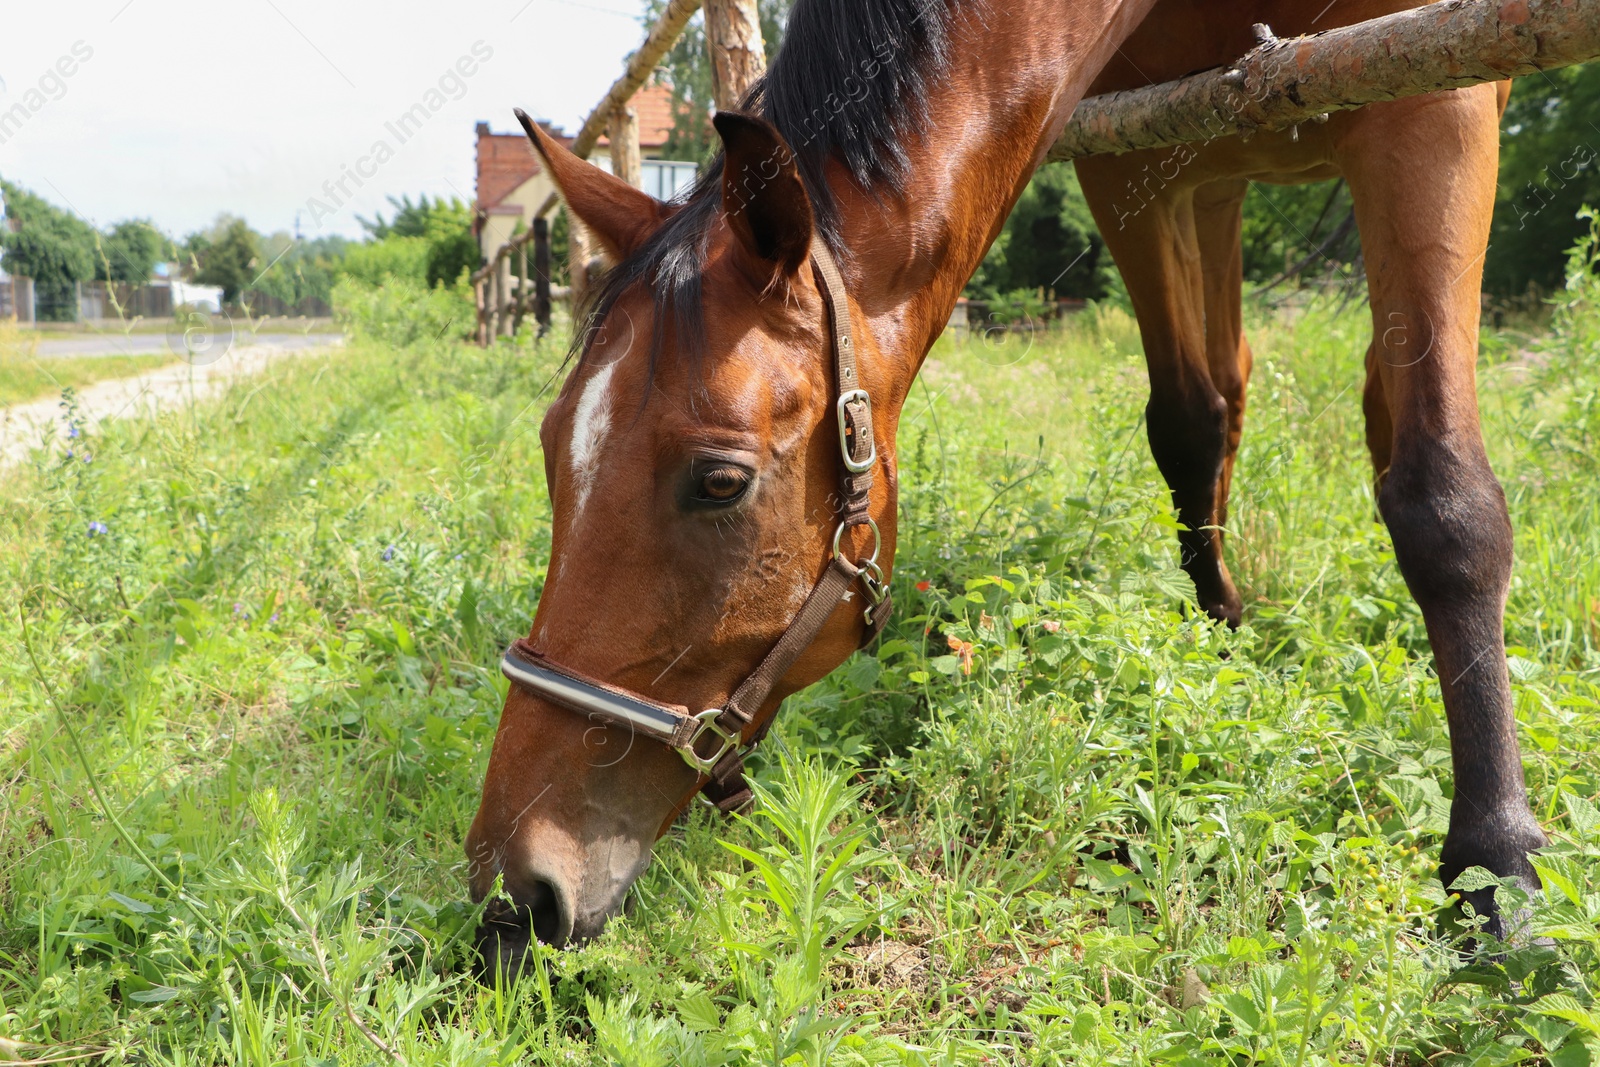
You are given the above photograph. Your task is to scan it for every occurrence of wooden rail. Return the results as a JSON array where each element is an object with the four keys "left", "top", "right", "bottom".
[{"left": 1050, "top": 0, "right": 1600, "bottom": 160}]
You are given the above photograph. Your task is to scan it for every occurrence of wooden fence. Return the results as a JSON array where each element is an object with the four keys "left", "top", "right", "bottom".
[
  {"left": 474, "top": 217, "right": 564, "bottom": 345},
  {"left": 1, "top": 277, "right": 329, "bottom": 325},
  {"left": 77, "top": 280, "right": 178, "bottom": 321},
  {"left": 238, "top": 290, "right": 333, "bottom": 318},
  {"left": 0, "top": 276, "right": 34, "bottom": 324},
  {"left": 1049, "top": 0, "right": 1600, "bottom": 161}
]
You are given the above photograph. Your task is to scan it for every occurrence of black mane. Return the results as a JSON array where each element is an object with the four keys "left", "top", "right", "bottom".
[{"left": 568, "top": 0, "right": 969, "bottom": 379}]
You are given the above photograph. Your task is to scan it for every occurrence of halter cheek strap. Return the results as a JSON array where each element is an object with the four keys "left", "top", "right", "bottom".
[{"left": 501, "top": 234, "right": 891, "bottom": 821}]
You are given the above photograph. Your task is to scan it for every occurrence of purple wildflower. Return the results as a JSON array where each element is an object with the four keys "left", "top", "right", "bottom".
[
  {"left": 382, "top": 545, "right": 395, "bottom": 562},
  {"left": 87, "top": 521, "right": 107, "bottom": 536},
  {"left": 66, "top": 425, "right": 79, "bottom": 439}
]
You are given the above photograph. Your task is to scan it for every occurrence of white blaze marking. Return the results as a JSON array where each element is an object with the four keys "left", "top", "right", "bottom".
[{"left": 568, "top": 361, "right": 618, "bottom": 518}]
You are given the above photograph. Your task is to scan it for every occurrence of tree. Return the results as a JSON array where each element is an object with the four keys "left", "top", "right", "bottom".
[
  {"left": 1239, "top": 179, "right": 1359, "bottom": 285},
  {"left": 96, "top": 219, "right": 166, "bottom": 283},
  {"left": 0, "top": 181, "right": 97, "bottom": 321},
  {"left": 357, "top": 194, "right": 437, "bottom": 240},
  {"left": 1486, "top": 61, "right": 1600, "bottom": 298},
  {"left": 193, "top": 217, "right": 260, "bottom": 304},
  {"left": 357, "top": 194, "right": 478, "bottom": 289},
  {"left": 249, "top": 232, "right": 348, "bottom": 308},
  {"left": 968, "top": 166, "right": 1114, "bottom": 303}
]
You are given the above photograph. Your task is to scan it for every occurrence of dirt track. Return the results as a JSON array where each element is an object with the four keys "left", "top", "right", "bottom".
[{"left": 0, "top": 337, "right": 344, "bottom": 468}]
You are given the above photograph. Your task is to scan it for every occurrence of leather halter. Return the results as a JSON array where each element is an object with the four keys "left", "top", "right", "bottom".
[{"left": 501, "top": 233, "right": 892, "bottom": 819}]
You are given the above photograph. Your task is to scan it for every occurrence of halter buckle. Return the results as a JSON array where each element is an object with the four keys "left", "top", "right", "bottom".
[
  {"left": 836, "top": 389, "right": 876, "bottom": 473},
  {"left": 679, "top": 708, "right": 741, "bottom": 775}
]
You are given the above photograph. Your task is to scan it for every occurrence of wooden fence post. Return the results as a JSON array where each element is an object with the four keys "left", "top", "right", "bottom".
[
  {"left": 533, "top": 217, "right": 552, "bottom": 335},
  {"left": 610, "top": 104, "right": 642, "bottom": 188},
  {"left": 568, "top": 218, "right": 592, "bottom": 306},
  {"left": 475, "top": 276, "right": 488, "bottom": 346},
  {"left": 501, "top": 252, "right": 516, "bottom": 338},
  {"left": 703, "top": 0, "right": 767, "bottom": 109},
  {"left": 492, "top": 258, "right": 505, "bottom": 339},
  {"left": 514, "top": 239, "right": 528, "bottom": 335}
]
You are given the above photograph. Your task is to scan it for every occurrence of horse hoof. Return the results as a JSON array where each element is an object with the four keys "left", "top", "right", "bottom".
[{"left": 1444, "top": 879, "right": 1551, "bottom": 955}]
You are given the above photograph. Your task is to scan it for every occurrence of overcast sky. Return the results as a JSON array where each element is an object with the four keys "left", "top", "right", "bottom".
[{"left": 0, "top": 0, "right": 651, "bottom": 240}]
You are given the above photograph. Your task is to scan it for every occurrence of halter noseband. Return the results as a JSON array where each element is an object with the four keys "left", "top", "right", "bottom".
[{"left": 500, "top": 233, "right": 892, "bottom": 817}]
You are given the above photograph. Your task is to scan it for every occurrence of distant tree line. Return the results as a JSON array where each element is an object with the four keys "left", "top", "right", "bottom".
[
  {"left": 1486, "top": 62, "right": 1600, "bottom": 298},
  {"left": 0, "top": 183, "right": 479, "bottom": 322}
]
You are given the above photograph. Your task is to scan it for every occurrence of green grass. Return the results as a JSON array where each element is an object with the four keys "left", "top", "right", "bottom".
[
  {"left": 0, "top": 322, "right": 176, "bottom": 405},
  {"left": 3, "top": 259, "right": 1600, "bottom": 1065}
]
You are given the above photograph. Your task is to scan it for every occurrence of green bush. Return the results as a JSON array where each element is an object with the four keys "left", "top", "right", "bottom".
[
  {"left": 332, "top": 273, "right": 472, "bottom": 346},
  {"left": 248, "top": 233, "right": 348, "bottom": 310},
  {"left": 339, "top": 236, "right": 431, "bottom": 289},
  {"left": 356, "top": 195, "right": 481, "bottom": 290},
  {"left": 1487, "top": 64, "right": 1600, "bottom": 298}
]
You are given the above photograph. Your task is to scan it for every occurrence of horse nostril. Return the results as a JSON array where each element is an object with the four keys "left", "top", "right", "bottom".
[
  {"left": 474, "top": 879, "right": 570, "bottom": 984},
  {"left": 523, "top": 879, "right": 565, "bottom": 947}
]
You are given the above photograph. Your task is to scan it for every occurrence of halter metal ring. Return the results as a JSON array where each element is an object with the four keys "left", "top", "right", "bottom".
[
  {"left": 832, "top": 517, "right": 880, "bottom": 567},
  {"left": 680, "top": 708, "right": 740, "bottom": 775}
]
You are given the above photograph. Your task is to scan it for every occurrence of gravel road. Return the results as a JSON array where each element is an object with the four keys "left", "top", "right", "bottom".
[{"left": 1, "top": 337, "right": 344, "bottom": 468}]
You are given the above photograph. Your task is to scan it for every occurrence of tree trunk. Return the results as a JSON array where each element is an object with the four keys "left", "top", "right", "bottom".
[
  {"left": 1050, "top": 0, "right": 1600, "bottom": 161},
  {"left": 704, "top": 0, "right": 768, "bottom": 110},
  {"left": 610, "top": 105, "right": 642, "bottom": 188}
]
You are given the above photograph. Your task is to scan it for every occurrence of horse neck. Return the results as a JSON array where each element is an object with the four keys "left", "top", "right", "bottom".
[{"left": 835, "top": 0, "right": 1155, "bottom": 385}]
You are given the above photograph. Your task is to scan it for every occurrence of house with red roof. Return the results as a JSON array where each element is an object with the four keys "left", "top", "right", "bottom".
[{"left": 474, "top": 83, "right": 699, "bottom": 275}]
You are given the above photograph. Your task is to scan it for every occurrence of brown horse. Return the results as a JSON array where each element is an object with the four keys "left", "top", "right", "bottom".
[
  {"left": 1075, "top": 0, "right": 1541, "bottom": 931},
  {"left": 465, "top": 0, "right": 1543, "bottom": 972}
]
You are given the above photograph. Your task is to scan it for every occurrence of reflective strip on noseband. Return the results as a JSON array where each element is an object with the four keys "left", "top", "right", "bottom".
[{"left": 499, "top": 649, "right": 691, "bottom": 745}]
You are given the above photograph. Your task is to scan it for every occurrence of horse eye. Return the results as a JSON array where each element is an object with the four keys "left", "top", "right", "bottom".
[{"left": 698, "top": 466, "right": 750, "bottom": 503}]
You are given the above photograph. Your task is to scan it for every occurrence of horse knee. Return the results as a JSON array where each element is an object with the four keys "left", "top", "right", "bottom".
[{"left": 1377, "top": 449, "right": 1511, "bottom": 615}]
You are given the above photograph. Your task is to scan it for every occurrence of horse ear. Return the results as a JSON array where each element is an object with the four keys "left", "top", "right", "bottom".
[
  {"left": 713, "top": 111, "right": 814, "bottom": 279},
  {"left": 515, "top": 108, "right": 668, "bottom": 261}
]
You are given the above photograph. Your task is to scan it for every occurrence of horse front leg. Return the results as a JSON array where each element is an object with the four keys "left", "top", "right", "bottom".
[{"left": 1339, "top": 86, "right": 1546, "bottom": 935}]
